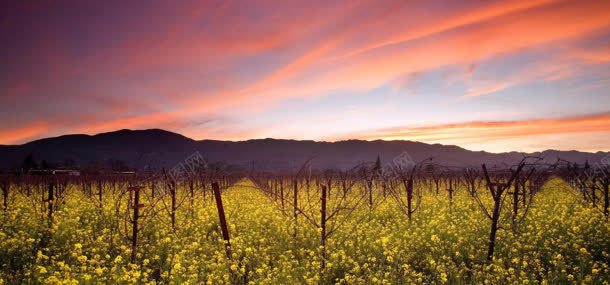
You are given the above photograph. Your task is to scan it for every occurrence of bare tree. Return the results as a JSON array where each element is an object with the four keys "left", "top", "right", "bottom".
[{"left": 474, "top": 159, "right": 530, "bottom": 262}]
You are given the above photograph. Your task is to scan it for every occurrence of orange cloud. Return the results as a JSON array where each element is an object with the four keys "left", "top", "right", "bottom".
[
  {"left": 333, "top": 113, "right": 610, "bottom": 152},
  {"left": 329, "top": 0, "right": 558, "bottom": 61},
  {"left": 181, "top": 0, "right": 610, "bottom": 110},
  {"left": 65, "top": 0, "right": 609, "bottom": 143},
  {"left": 318, "top": 0, "right": 610, "bottom": 92},
  {"left": 0, "top": 122, "right": 49, "bottom": 145},
  {"left": 567, "top": 44, "right": 610, "bottom": 63},
  {"left": 113, "top": 1, "right": 363, "bottom": 74},
  {"left": 29, "top": 0, "right": 608, "bottom": 123},
  {"left": 463, "top": 59, "right": 575, "bottom": 98},
  {"left": 464, "top": 82, "right": 513, "bottom": 98}
]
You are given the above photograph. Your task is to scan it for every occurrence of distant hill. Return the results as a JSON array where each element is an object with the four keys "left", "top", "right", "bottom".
[{"left": 0, "top": 129, "right": 607, "bottom": 171}]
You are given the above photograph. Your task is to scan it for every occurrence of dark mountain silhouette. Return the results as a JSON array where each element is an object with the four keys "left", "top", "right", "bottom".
[{"left": 0, "top": 129, "right": 607, "bottom": 171}]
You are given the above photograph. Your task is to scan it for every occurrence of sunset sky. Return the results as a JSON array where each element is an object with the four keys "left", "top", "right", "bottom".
[{"left": 1, "top": 0, "right": 610, "bottom": 152}]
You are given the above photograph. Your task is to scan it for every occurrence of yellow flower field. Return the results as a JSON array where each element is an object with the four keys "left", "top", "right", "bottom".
[{"left": 0, "top": 178, "right": 608, "bottom": 284}]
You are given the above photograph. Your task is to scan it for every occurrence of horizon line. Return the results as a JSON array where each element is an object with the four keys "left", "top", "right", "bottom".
[{"left": 7, "top": 127, "right": 608, "bottom": 155}]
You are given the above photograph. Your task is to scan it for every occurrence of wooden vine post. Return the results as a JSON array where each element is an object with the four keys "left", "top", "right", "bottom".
[
  {"left": 212, "top": 182, "right": 231, "bottom": 258},
  {"left": 280, "top": 180, "right": 285, "bottom": 211},
  {"left": 511, "top": 176, "right": 521, "bottom": 226},
  {"left": 293, "top": 178, "right": 298, "bottom": 240},
  {"left": 129, "top": 186, "right": 144, "bottom": 262},
  {"left": 47, "top": 181, "right": 55, "bottom": 228},
  {"left": 97, "top": 180, "right": 103, "bottom": 207},
  {"left": 446, "top": 178, "right": 455, "bottom": 206},
  {"left": 320, "top": 185, "right": 327, "bottom": 271},
  {"left": 1, "top": 179, "right": 8, "bottom": 212},
  {"left": 170, "top": 180, "right": 177, "bottom": 232}
]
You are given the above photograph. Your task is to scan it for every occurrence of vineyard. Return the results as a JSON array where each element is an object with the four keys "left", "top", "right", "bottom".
[{"left": 0, "top": 157, "right": 609, "bottom": 284}]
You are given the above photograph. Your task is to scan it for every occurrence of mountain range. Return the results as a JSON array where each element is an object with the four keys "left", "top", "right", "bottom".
[{"left": 0, "top": 129, "right": 607, "bottom": 171}]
